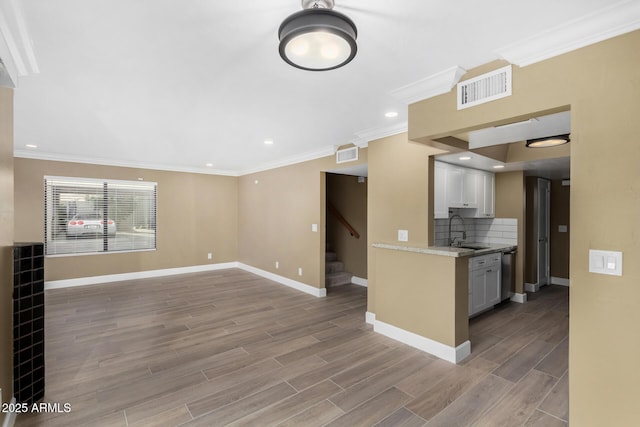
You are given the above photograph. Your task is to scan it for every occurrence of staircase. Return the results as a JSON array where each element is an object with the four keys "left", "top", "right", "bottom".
[{"left": 325, "top": 250, "right": 353, "bottom": 288}]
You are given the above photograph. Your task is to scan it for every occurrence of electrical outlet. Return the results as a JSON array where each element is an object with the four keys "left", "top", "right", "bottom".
[
  {"left": 398, "top": 229, "right": 409, "bottom": 242},
  {"left": 275, "top": 261, "right": 279, "bottom": 269},
  {"left": 311, "top": 223, "right": 318, "bottom": 232},
  {"left": 298, "top": 267, "right": 302, "bottom": 276},
  {"left": 207, "top": 253, "right": 212, "bottom": 260}
]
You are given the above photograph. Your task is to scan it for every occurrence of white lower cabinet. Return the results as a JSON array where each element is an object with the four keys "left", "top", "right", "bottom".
[{"left": 469, "top": 253, "right": 502, "bottom": 317}]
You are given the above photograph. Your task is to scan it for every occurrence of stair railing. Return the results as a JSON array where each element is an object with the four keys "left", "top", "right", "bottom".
[{"left": 327, "top": 200, "right": 360, "bottom": 239}]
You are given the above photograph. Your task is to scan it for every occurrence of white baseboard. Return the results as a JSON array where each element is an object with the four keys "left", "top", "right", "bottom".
[
  {"left": 2, "top": 397, "right": 17, "bottom": 427},
  {"left": 237, "top": 263, "right": 326, "bottom": 298},
  {"left": 551, "top": 276, "right": 570, "bottom": 286},
  {"left": 373, "top": 319, "right": 470, "bottom": 364},
  {"left": 365, "top": 311, "right": 376, "bottom": 325},
  {"left": 525, "top": 282, "right": 539, "bottom": 293},
  {"left": 45, "top": 261, "right": 327, "bottom": 298},
  {"left": 511, "top": 292, "right": 527, "bottom": 304},
  {"left": 45, "top": 262, "right": 240, "bottom": 290},
  {"left": 351, "top": 276, "right": 368, "bottom": 287}
]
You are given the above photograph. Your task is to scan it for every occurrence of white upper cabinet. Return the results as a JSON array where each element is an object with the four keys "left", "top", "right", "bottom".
[
  {"left": 462, "top": 169, "right": 480, "bottom": 208},
  {"left": 477, "top": 171, "right": 495, "bottom": 218},
  {"left": 434, "top": 162, "right": 449, "bottom": 219},
  {"left": 434, "top": 161, "right": 495, "bottom": 218},
  {"left": 446, "top": 166, "right": 464, "bottom": 207}
]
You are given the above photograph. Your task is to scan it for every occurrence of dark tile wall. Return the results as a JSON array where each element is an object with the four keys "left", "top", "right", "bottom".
[{"left": 13, "top": 242, "right": 45, "bottom": 404}]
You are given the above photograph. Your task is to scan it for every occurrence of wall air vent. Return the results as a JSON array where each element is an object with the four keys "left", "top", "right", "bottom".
[
  {"left": 336, "top": 146, "right": 358, "bottom": 164},
  {"left": 457, "top": 65, "right": 512, "bottom": 110}
]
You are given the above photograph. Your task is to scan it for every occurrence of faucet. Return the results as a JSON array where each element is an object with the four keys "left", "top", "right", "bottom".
[{"left": 448, "top": 214, "right": 467, "bottom": 246}]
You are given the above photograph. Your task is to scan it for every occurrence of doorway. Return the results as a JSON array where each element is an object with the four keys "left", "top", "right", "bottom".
[
  {"left": 537, "top": 178, "right": 551, "bottom": 288},
  {"left": 525, "top": 176, "right": 569, "bottom": 292},
  {"left": 324, "top": 171, "right": 368, "bottom": 292}
]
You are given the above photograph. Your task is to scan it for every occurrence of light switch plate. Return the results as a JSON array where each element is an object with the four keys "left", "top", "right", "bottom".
[
  {"left": 558, "top": 225, "right": 568, "bottom": 233},
  {"left": 589, "top": 249, "right": 622, "bottom": 276},
  {"left": 311, "top": 223, "right": 318, "bottom": 232},
  {"left": 398, "top": 229, "right": 408, "bottom": 242}
]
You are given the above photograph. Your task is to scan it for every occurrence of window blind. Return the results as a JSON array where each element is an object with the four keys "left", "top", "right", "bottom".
[{"left": 44, "top": 176, "right": 157, "bottom": 256}]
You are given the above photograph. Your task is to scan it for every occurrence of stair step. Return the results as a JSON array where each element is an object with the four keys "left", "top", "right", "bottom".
[
  {"left": 325, "top": 251, "right": 337, "bottom": 262},
  {"left": 325, "top": 260, "right": 345, "bottom": 274},
  {"left": 325, "top": 271, "right": 352, "bottom": 288}
]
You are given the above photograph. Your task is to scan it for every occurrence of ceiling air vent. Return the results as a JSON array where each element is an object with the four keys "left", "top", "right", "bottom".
[
  {"left": 336, "top": 146, "right": 358, "bottom": 164},
  {"left": 457, "top": 65, "right": 512, "bottom": 110}
]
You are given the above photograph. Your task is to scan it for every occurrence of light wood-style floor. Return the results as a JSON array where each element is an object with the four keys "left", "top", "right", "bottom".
[{"left": 17, "top": 269, "right": 569, "bottom": 426}]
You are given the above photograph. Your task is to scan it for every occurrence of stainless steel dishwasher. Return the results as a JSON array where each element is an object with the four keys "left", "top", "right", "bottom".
[{"left": 501, "top": 249, "right": 516, "bottom": 301}]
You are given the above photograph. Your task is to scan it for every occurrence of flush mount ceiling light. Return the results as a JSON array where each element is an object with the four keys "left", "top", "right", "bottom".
[
  {"left": 278, "top": 0, "right": 357, "bottom": 71},
  {"left": 526, "top": 134, "right": 571, "bottom": 148}
]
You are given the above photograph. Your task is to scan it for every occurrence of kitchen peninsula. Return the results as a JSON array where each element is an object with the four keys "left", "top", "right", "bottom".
[{"left": 370, "top": 241, "right": 516, "bottom": 364}]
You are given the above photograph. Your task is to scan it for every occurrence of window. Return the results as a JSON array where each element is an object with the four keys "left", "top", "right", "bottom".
[{"left": 44, "top": 176, "right": 157, "bottom": 256}]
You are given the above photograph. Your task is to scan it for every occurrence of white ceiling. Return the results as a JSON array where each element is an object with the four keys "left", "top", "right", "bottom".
[
  {"left": 436, "top": 151, "right": 571, "bottom": 180},
  {"left": 9, "top": 0, "right": 637, "bottom": 175},
  {"left": 435, "top": 111, "right": 572, "bottom": 179},
  {"left": 467, "top": 112, "right": 571, "bottom": 150}
]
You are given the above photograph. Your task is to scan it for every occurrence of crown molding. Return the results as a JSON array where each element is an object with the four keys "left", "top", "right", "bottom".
[
  {"left": 390, "top": 66, "right": 466, "bottom": 105},
  {"left": 0, "top": 0, "right": 39, "bottom": 86},
  {"left": 237, "top": 145, "right": 336, "bottom": 176},
  {"left": 16, "top": 123, "right": 406, "bottom": 177},
  {"left": 352, "top": 121, "right": 408, "bottom": 146},
  {"left": 14, "top": 150, "right": 238, "bottom": 176},
  {"left": 496, "top": 0, "right": 640, "bottom": 67}
]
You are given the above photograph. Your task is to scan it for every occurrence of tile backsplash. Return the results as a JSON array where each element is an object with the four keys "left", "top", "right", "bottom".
[{"left": 434, "top": 217, "right": 518, "bottom": 247}]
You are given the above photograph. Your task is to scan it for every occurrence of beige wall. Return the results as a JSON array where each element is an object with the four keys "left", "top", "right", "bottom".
[
  {"left": 495, "top": 171, "right": 525, "bottom": 294},
  {"left": 550, "top": 179, "right": 570, "bottom": 279},
  {"left": 326, "top": 173, "right": 367, "bottom": 278},
  {"left": 409, "top": 31, "right": 640, "bottom": 425},
  {"left": 374, "top": 248, "right": 468, "bottom": 347},
  {"left": 0, "top": 88, "right": 13, "bottom": 404},
  {"left": 14, "top": 158, "right": 238, "bottom": 281},
  {"left": 238, "top": 151, "right": 367, "bottom": 289},
  {"left": 367, "top": 133, "right": 443, "bottom": 313}
]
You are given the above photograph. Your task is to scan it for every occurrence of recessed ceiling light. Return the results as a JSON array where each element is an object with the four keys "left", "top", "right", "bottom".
[
  {"left": 26, "top": 144, "right": 38, "bottom": 149},
  {"left": 264, "top": 139, "right": 274, "bottom": 145},
  {"left": 459, "top": 156, "right": 471, "bottom": 160},
  {"left": 493, "top": 165, "right": 505, "bottom": 169},
  {"left": 385, "top": 111, "right": 398, "bottom": 118},
  {"left": 205, "top": 163, "right": 213, "bottom": 167}
]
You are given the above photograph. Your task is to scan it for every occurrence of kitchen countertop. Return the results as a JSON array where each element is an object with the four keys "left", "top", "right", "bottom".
[{"left": 372, "top": 242, "right": 517, "bottom": 258}]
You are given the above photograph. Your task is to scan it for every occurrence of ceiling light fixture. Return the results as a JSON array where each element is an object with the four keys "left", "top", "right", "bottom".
[
  {"left": 493, "top": 165, "right": 505, "bottom": 169},
  {"left": 526, "top": 134, "right": 570, "bottom": 148},
  {"left": 264, "top": 139, "right": 274, "bottom": 145},
  {"left": 459, "top": 156, "right": 471, "bottom": 161},
  {"left": 385, "top": 111, "right": 398, "bottom": 118},
  {"left": 278, "top": 0, "right": 357, "bottom": 71},
  {"left": 26, "top": 144, "right": 38, "bottom": 149}
]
